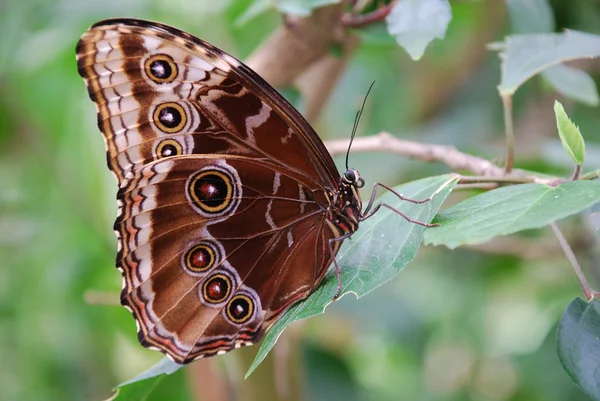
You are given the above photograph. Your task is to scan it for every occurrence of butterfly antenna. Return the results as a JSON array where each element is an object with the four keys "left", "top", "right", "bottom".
[{"left": 346, "top": 81, "right": 376, "bottom": 170}]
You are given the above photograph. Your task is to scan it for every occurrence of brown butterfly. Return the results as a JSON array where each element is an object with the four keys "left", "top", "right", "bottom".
[{"left": 76, "top": 18, "right": 432, "bottom": 364}]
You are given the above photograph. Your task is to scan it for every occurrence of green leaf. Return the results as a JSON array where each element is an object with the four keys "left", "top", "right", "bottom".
[
  {"left": 495, "top": 30, "right": 600, "bottom": 96},
  {"left": 108, "top": 376, "right": 165, "bottom": 401},
  {"left": 425, "top": 181, "right": 600, "bottom": 249},
  {"left": 554, "top": 100, "right": 586, "bottom": 165},
  {"left": 247, "top": 175, "right": 458, "bottom": 377},
  {"left": 543, "top": 65, "right": 600, "bottom": 107},
  {"left": 274, "top": 0, "right": 341, "bottom": 17},
  {"left": 385, "top": 0, "right": 452, "bottom": 60},
  {"left": 557, "top": 298, "right": 600, "bottom": 401},
  {"left": 506, "top": 0, "right": 554, "bottom": 34},
  {"left": 109, "top": 358, "right": 182, "bottom": 400}
]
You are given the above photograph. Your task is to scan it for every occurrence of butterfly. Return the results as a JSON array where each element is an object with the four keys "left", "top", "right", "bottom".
[{"left": 76, "top": 18, "right": 433, "bottom": 364}]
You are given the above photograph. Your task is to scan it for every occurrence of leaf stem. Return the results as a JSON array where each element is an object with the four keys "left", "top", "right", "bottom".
[
  {"left": 550, "top": 222, "right": 595, "bottom": 301},
  {"left": 581, "top": 169, "right": 600, "bottom": 180},
  {"left": 458, "top": 175, "right": 535, "bottom": 184},
  {"left": 571, "top": 165, "right": 582, "bottom": 180},
  {"left": 502, "top": 94, "right": 515, "bottom": 174}
]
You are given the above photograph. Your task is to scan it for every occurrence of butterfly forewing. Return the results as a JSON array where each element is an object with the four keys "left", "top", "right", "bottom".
[
  {"left": 76, "top": 18, "right": 350, "bottom": 363},
  {"left": 76, "top": 18, "right": 338, "bottom": 187}
]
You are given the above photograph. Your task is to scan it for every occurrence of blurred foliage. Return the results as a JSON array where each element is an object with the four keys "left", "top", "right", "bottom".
[
  {"left": 1, "top": 0, "right": 600, "bottom": 400},
  {"left": 557, "top": 298, "right": 600, "bottom": 400}
]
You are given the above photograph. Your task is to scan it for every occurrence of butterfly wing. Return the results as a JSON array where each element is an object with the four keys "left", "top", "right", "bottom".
[
  {"left": 76, "top": 19, "right": 344, "bottom": 363},
  {"left": 117, "top": 155, "right": 337, "bottom": 362},
  {"left": 76, "top": 18, "right": 339, "bottom": 187}
]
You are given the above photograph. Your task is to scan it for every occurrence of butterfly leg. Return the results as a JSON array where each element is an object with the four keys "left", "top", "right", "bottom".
[
  {"left": 361, "top": 202, "right": 438, "bottom": 227},
  {"left": 361, "top": 182, "right": 438, "bottom": 226},
  {"left": 328, "top": 232, "right": 354, "bottom": 299},
  {"left": 362, "top": 182, "right": 434, "bottom": 216}
]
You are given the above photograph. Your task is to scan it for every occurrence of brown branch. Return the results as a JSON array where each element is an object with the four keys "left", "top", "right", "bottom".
[
  {"left": 326, "top": 132, "right": 501, "bottom": 175},
  {"left": 295, "top": 35, "right": 360, "bottom": 123},
  {"left": 325, "top": 132, "right": 558, "bottom": 184},
  {"left": 245, "top": 4, "right": 347, "bottom": 87},
  {"left": 244, "top": 3, "right": 357, "bottom": 124}
]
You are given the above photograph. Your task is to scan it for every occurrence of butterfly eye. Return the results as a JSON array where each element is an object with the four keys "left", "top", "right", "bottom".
[
  {"left": 344, "top": 170, "right": 356, "bottom": 182},
  {"left": 226, "top": 294, "right": 254, "bottom": 324},
  {"left": 153, "top": 102, "right": 186, "bottom": 133},
  {"left": 144, "top": 54, "right": 178, "bottom": 83}
]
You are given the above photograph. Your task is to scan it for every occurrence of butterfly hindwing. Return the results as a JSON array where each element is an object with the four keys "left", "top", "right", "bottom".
[{"left": 116, "top": 155, "right": 336, "bottom": 362}]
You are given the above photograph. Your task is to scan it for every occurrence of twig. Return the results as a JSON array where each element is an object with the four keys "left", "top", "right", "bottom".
[
  {"left": 502, "top": 94, "right": 515, "bottom": 174},
  {"left": 457, "top": 175, "right": 536, "bottom": 184},
  {"left": 341, "top": 2, "right": 395, "bottom": 28},
  {"left": 325, "top": 132, "right": 556, "bottom": 184},
  {"left": 326, "top": 132, "right": 502, "bottom": 175},
  {"left": 455, "top": 183, "right": 499, "bottom": 190},
  {"left": 550, "top": 222, "right": 595, "bottom": 301},
  {"left": 571, "top": 164, "right": 582, "bottom": 180},
  {"left": 582, "top": 169, "right": 600, "bottom": 180}
]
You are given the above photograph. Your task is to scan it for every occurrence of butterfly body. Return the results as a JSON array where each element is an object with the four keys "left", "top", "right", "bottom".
[{"left": 77, "top": 18, "right": 364, "bottom": 363}]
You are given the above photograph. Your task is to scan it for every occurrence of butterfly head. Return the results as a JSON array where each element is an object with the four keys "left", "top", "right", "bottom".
[
  {"left": 342, "top": 168, "right": 365, "bottom": 189},
  {"left": 329, "top": 168, "right": 364, "bottom": 234}
]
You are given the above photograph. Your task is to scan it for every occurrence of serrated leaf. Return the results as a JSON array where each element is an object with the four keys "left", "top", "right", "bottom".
[
  {"left": 385, "top": 0, "right": 452, "bottom": 60},
  {"left": 424, "top": 181, "right": 600, "bottom": 249},
  {"left": 557, "top": 298, "right": 600, "bottom": 401},
  {"left": 496, "top": 30, "right": 600, "bottom": 96},
  {"left": 554, "top": 100, "right": 586, "bottom": 165},
  {"left": 543, "top": 64, "right": 600, "bottom": 106},
  {"left": 247, "top": 175, "right": 458, "bottom": 377},
  {"left": 274, "top": 0, "right": 341, "bottom": 16},
  {"left": 507, "top": 0, "right": 554, "bottom": 34}
]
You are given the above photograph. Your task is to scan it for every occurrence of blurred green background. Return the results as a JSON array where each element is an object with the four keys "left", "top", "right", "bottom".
[{"left": 2, "top": 0, "right": 600, "bottom": 400}]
